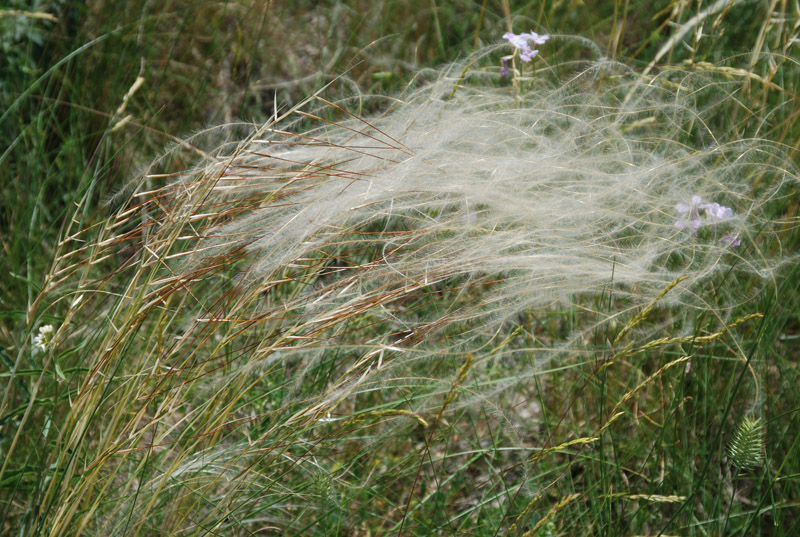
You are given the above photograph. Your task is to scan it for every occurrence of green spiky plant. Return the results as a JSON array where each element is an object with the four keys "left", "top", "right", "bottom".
[{"left": 729, "top": 416, "right": 765, "bottom": 472}]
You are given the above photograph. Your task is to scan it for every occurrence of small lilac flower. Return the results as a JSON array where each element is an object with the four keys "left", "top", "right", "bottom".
[
  {"left": 522, "top": 31, "right": 550, "bottom": 46},
  {"left": 699, "top": 201, "right": 733, "bottom": 220},
  {"left": 519, "top": 48, "right": 540, "bottom": 62},
  {"left": 503, "top": 32, "right": 530, "bottom": 50},
  {"left": 675, "top": 195, "right": 704, "bottom": 230},
  {"left": 502, "top": 30, "right": 550, "bottom": 63},
  {"left": 500, "top": 58, "right": 509, "bottom": 76},
  {"left": 720, "top": 233, "right": 741, "bottom": 247}
]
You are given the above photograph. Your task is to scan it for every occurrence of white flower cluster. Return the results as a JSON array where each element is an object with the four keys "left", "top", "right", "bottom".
[{"left": 33, "top": 324, "right": 55, "bottom": 353}]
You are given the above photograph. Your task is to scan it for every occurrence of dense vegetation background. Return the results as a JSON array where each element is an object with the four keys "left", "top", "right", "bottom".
[{"left": 1, "top": 1, "right": 798, "bottom": 535}]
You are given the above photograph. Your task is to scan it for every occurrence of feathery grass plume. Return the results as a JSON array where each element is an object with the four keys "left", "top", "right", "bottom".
[
  {"left": 728, "top": 416, "right": 765, "bottom": 471},
  {"left": 15, "top": 44, "right": 797, "bottom": 535}
]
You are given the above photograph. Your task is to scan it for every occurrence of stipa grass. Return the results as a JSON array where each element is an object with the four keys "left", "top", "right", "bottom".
[
  {"left": 161, "top": 51, "right": 793, "bottom": 324},
  {"left": 7, "top": 47, "right": 798, "bottom": 536}
]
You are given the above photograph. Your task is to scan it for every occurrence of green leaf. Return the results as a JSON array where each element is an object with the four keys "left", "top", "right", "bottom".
[
  {"left": 54, "top": 362, "right": 66, "bottom": 381},
  {"left": 9, "top": 272, "right": 41, "bottom": 294}
]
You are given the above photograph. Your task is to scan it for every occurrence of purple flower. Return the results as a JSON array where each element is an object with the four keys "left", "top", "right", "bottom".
[
  {"left": 503, "top": 32, "right": 530, "bottom": 50},
  {"left": 675, "top": 195, "right": 704, "bottom": 230},
  {"left": 502, "top": 30, "right": 550, "bottom": 63},
  {"left": 699, "top": 201, "right": 733, "bottom": 220},
  {"left": 720, "top": 233, "right": 741, "bottom": 247},
  {"left": 675, "top": 195, "right": 735, "bottom": 231},
  {"left": 500, "top": 58, "right": 509, "bottom": 76},
  {"left": 524, "top": 31, "right": 550, "bottom": 46},
  {"left": 520, "top": 48, "right": 540, "bottom": 62}
]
